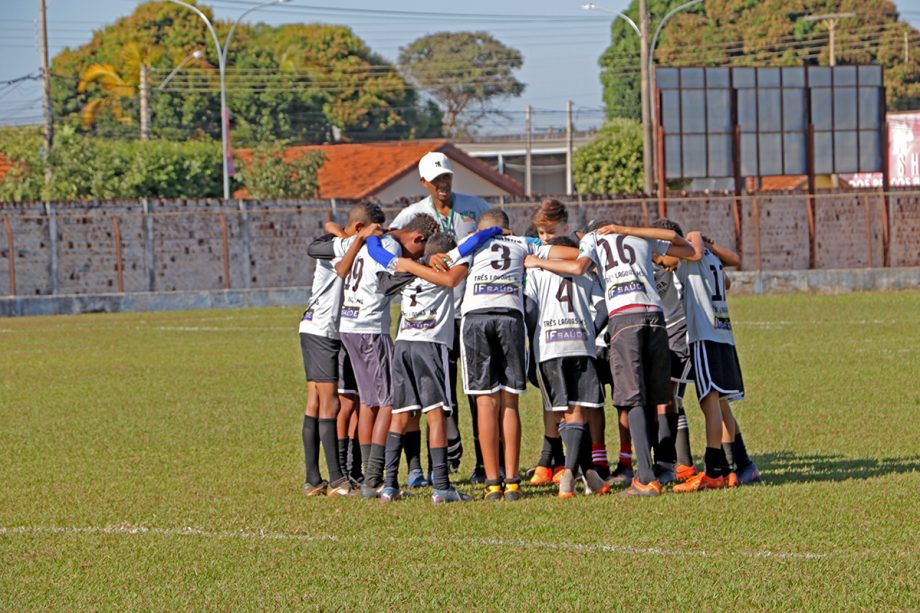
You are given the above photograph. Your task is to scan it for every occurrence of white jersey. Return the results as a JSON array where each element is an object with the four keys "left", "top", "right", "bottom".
[
  {"left": 579, "top": 232, "right": 669, "bottom": 316},
  {"left": 339, "top": 234, "right": 401, "bottom": 335},
  {"left": 396, "top": 256, "right": 469, "bottom": 346},
  {"left": 460, "top": 234, "right": 551, "bottom": 316},
  {"left": 677, "top": 247, "right": 735, "bottom": 345},
  {"left": 299, "top": 236, "right": 355, "bottom": 339},
  {"left": 525, "top": 267, "right": 604, "bottom": 362},
  {"left": 390, "top": 193, "right": 490, "bottom": 319}
]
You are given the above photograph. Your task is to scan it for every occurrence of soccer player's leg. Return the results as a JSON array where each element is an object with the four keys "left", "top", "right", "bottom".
[
  {"left": 720, "top": 399, "right": 760, "bottom": 486},
  {"left": 302, "top": 380, "right": 324, "bottom": 496},
  {"left": 403, "top": 412, "right": 428, "bottom": 488},
  {"left": 570, "top": 356, "right": 609, "bottom": 494},
  {"left": 495, "top": 313, "right": 527, "bottom": 501},
  {"left": 461, "top": 314, "right": 503, "bottom": 499},
  {"left": 381, "top": 410, "right": 412, "bottom": 503},
  {"left": 587, "top": 408, "right": 609, "bottom": 480},
  {"left": 529, "top": 364, "right": 562, "bottom": 485},
  {"left": 300, "top": 332, "right": 333, "bottom": 496}
]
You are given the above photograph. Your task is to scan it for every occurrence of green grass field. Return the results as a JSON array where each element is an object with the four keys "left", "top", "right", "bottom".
[{"left": 1, "top": 291, "right": 918, "bottom": 609}]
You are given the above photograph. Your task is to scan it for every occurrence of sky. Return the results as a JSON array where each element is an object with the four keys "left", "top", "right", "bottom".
[{"left": 2, "top": 0, "right": 920, "bottom": 137}]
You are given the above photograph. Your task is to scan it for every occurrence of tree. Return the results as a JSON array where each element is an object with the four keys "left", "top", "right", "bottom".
[
  {"left": 600, "top": 0, "right": 920, "bottom": 119},
  {"left": 573, "top": 119, "right": 644, "bottom": 195},
  {"left": 399, "top": 32, "right": 525, "bottom": 137},
  {"left": 236, "top": 144, "right": 325, "bottom": 199}
]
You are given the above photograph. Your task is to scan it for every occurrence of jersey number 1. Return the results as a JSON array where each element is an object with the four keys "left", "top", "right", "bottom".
[
  {"left": 709, "top": 264, "right": 724, "bottom": 301},
  {"left": 600, "top": 235, "right": 636, "bottom": 270}
]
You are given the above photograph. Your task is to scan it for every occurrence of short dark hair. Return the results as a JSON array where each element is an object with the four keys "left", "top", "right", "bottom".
[
  {"left": 479, "top": 208, "right": 509, "bottom": 230},
  {"left": 402, "top": 213, "right": 439, "bottom": 240},
  {"left": 349, "top": 202, "right": 385, "bottom": 225},
  {"left": 584, "top": 218, "right": 616, "bottom": 233},
  {"left": 425, "top": 232, "right": 457, "bottom": 256},
  {"left": 533, "top": 199, "right": 568, "bottom": 227},
  {"left": 546, "top": 235, "right": 578, "bottom": 248},
  {"left": 652, "top": 218, "right": 683, "bottom": 237}
]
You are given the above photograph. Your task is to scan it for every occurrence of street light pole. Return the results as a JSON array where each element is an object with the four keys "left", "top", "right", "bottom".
[
  {"left": 648, "top": 0, "right": 705, "bottom": 122},
  {"left": 166, "top": 0, "right": 289, "bottom": 200},
  {"left": 156, "top": 49, "right": 205, "bottom": 92}
]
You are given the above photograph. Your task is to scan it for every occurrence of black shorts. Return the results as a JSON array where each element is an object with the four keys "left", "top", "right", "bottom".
[
  {"left": 460, "top": 312, "right": 527, "bottom": 395},
  {"left": 538, "top": 356, "right": 605, "bottom": 412},
  {"left": 340, "top": 332, "right": 394, "bottom": 408},
  {"left": 691, "top": 340, "right": 745, "bottom": 401},
  {"left": 608, "top": 311, "right": 671, "bottom": 408},
  {"left": 595, "top": 344, "right": 613, "bottom": 388},
  {"left": 300, "top": 333, "right": 339, "bottom": 383},
  {"left": 338, "top": 346, "right": 358, "bottom": 396},
  {"left": 670, "top": 349, "right": 694, "bottom": 384},
  {"left": 392, "top": 340, "right": 453, "bottom": 414}
]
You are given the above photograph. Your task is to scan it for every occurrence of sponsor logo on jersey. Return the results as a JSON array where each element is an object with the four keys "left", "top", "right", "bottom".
[
  {"left": 340, "top": 305, "right": 361, "bottom": 319},
  {"left": 714, "top": 315, "right": 733, "bottom": 331},
  {"left": 301, "top": 309, "right": 314, "bottom": 321},
  {"left": 608, "top": 280, "right": 645, "bottom": 298},
  {"left": 473, "top": 282, "right": 518, "bottom": 295},
  {"left": 545, "top": 327, "right": 587, "bottom": 343},
  {"left": 402, "top": 317, "right": 437, "bottom": 330}
]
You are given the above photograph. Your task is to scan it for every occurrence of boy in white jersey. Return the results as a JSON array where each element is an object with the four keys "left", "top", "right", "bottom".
[
  {"left": 364, "top": 232, "right": 475, "bottom": 504},
  {"left": 300, "top": 203, "right": 384, "bottom": 496},
  {"left": 673, "top": 231, "right": 761, "bottom": 492},
  {"left": 390, "top": 152, "right": 491, "bottom": 480},
  {"left": 338, "top": 214, "right": 440, "bottom": 498},
  {"left": 447, "top": 208, "right": 577, "bottom": 501},
  {"left": 523, "top": 235, "right": 611, "bottom": 498},
  {"left": 525, "top": 222, "right": 694, "bottom": 497}
]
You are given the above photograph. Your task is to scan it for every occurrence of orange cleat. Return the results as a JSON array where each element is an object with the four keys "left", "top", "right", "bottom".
[
  {"left": 528, "top": 465, "right": 554, "bottom": 486},
  {"left": 619, "top": 479, "right": 662, "bottom": 497},
  {"left": 726, "top": 472, "right": 738, "bottom": 488},
  {"left": 673, "top": 472, "right": 725, "bottom": 493},
  {"left": 551, "top": 466, "right": 565, "bottom": 484},
  {"left": 558, "top": 468, "right": 576, "bottom": 499},
  {"left": 675, "top": 464, "right": 698, "bottom": 482}
]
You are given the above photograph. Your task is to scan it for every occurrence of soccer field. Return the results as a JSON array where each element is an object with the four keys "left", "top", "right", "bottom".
[{"left": 1, "top": 291, "right": 918, "bottom": 609}]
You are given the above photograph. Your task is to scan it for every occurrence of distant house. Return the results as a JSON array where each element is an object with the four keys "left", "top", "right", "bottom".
[{"left": 236, "top": 139, "right": 524, "bottom": 202}]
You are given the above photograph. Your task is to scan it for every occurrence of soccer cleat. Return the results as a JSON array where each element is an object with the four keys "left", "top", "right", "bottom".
[
  {"left": 483, "top": 484, "right": 504, "bottom": 501},
  {"left": 302, "top": 481, "right": 327, "bottom": 497},
  {"left": 432, "top": 486, "right": 474, "bottom": 504},
  {"left": 606, "top": 465, "right": 634, "bottom": 487},
  {"left": 582, "top": 469, "right": 612, "bottom": 495},
  {"left": 726, "top": 472, "right": 738, "bottom": 488},
  {"left": 326, "top": 478, "right": 358, "bottom": 497},
  {"left": 504, "top": 482, "right": 523, "bottom": 501},
  {"left": 737, "top": 462, "right": 762, "bottom": 485},
  {"left": 360, "top": 483, "right": 382, "bottom": 499},
  {"left": 619, "top": 479, "right": 663, "bottom": 497},
  {"left": 675, "top": 464, "right": 698, "bottom": 482},
  {"left": 524, "top": 466, "right": 537, "bottom": 480},
  {"left": 529, "top": 465, "right": 554, "bottom": 486},
  {"left": 558, "top": 469, "right": 576, "bottom": 499},
  {"left": 673, "top": 472, "right": 725, "bottom": 493},
  {"left": 470, "top": 466, "right": 487, "bottom": 484},
  {"left": 407, "top": 468, "right": 430, "bottom": 488},
  {"left": 656, "top": 468, "right": 676, "bottom": 486},
  {"left": 378, "top": 486, "right": 401, "bottom": 503},
  {"left": 551, "top": 466, "right": 565, "bottom": 484}
]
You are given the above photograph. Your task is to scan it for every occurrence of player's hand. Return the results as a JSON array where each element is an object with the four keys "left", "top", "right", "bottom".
[
  {"left": 357, "top": 223, "right": 381, "bottom": 240},
  {"left": 324, "top": 220, "right": 346, "bottom": 238},
  {"left": 523, "top": 255, "right": 542, "bottom": 269},
  {"left": 429, "top": 253, "right": 452, "bottom": 272},
  {"left": 597, "top": 224, "right": 624, "bottom": 235},
  {"left": 701, "top": 234, "right": 715, "bottom": 246}
]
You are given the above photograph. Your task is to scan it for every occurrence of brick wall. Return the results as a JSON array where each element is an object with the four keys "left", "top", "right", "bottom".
[{"left": 0, "top": 191, "right": 917, "bottom": 297}]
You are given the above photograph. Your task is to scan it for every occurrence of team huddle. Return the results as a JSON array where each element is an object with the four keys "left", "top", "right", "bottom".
[{"left": 297, "top": 152, "right": 761, "bottom": 503}]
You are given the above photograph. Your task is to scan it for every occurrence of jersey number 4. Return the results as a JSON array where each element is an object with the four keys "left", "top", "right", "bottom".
[
  {"left": 600, "top": 235, "right": 636, "bottom": 270},
  {"left": 555, "top": 277, "right": 574, "bottom": 313}
]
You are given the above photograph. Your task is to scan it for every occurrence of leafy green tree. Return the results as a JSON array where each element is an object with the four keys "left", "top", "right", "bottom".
[
  {"left": 399, "top": 32, "right": 525, "bottom": 137},
  {"left": 236, "top": 144, "right": 324, "bottom": 199},
  {"left": 573, "top": 119, "right": 644, "bottom": 195}
]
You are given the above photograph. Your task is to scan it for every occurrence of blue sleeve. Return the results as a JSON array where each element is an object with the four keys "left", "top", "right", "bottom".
[
  {"left": 366, "top": 236, "right": 396, "bottom": 269},
  {"left": 457, "top": 226, "right": 502, "bottom": 257}
]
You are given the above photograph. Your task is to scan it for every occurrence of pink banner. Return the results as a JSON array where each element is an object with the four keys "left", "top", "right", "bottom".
[{"left": 844, "top": 112, "right": 920, "bottom": 188}]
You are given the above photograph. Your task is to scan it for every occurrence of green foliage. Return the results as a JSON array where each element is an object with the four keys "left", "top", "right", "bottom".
[
  {"left": 573, "top": 119, "right": 644, "bottom": 195},
  {"left": 237, "top": 144, "right": 324, "bottom": 199},
  {"left": 399, "top": 31, "right": 525, "bottom": 137},
  {"left": 0, "top": 127, "right": 222, "bottom": 201}
]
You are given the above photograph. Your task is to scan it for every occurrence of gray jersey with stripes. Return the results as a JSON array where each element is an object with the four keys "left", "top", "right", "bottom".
[
  {"left": 460, "top": 234, "right": 550, "bottom": 316},
  {"left": 579, "top": 232, "right": 669, "bottom": 315},
  {"left": 525, "top": 267, "right": 604, "bottom": 362},
  {"left": 676, "top": 247, "right": 735, "bottom": 345},
  {"left": 339, "top": 234, "right": 401, "bottom": 335},
  {"left": 396, "top": 256, "right": 469, "bottom": 346},
  {"left": 299, "top": 236, "right": 356, "bottom": 339}
]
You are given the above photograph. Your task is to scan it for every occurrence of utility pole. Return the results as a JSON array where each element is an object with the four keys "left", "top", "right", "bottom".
[
  {"left": 525, "top": 104, "right": 533, "bottom": 197},
  {"left": 38, "top": 0, "right": 53, "bottom": 181},
  {"left": 139, "top": 64, "right": 150, "bottom": 140},
  {"left": 804, "top": 12, "right": 856, "bottom": 67},
  {"left": 638, "top": 0, "right": 653, "bottom": 194},
  {"left": 565, "top": 100, "right": 574, "bottom": 196}
]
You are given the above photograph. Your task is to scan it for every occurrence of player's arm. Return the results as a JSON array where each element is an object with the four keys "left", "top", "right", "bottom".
[
  {"left": 593, "top": 299, "right": 609, "bottom": 335},
  {"left": 524, "top": 254, "right": 592, "bottom": 276},
  {"left": 334, "top": 223, "right": 380, "bottom": 278},
  {"left": 306, "top": 233, "right": 337, "bottom": 260},
  {"left": 544, "top": 245, "right": 579, "bottom": 260},
  {"left": 324, "top": 211, "right": 347, "bottom": 238},
  {"left": 598, "top": 223, "right": 696, "bottom": 260},
  {"left": 394, "top": 258, "right": 470, "bottom": 288},
  {"left": 377, "top": 271, "right": 415, "bottom": 296},
  {"left": 440, "top": 226, "right": 504, "bottom": 265},
  {"left": 699, "top": 232, "right": 741, "bottom": 268}
]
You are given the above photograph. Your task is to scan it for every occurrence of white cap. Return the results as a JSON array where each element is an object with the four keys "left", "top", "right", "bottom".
[{"left": 418, "top": 152, "right": 453, "bottom": 182}]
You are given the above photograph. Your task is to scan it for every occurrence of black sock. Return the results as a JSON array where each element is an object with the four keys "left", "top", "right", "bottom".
[
  {"left": 579, "top": 427, "right": 595, "bottom": 474},
  {"left": 447, "top": 435, "right": 463, "bottom": 466},
  {"left": 656, "top": 412, "right": 677, "bottom": 471},
  {"left": 360, "top": 443, "right": 371, "bottom": 476},
  {"left": 675, "top": 406, "right": 693, "bottom": 467},
  {"left": 365, "top": 443, "right": 386, "bottom": 488},
  {"left": 403, "top": 429, "right": 422, "bottom": 474},
  {"left": 506, "top": 476, "right": 521, "bottom": 486},
  {"left": 704, "top": 447, "right": 723, "bottom": 478},
  {"left": 498, "top": 440, "right": 505, "bottom": 474},
  {"left": 384, "top": 433, "right": 403, "bottom": 489},
  {"left": 538, "top": 435, "right": 554, "bottom": 468},
  {"left": 319, "top": 418, "right": 343, "bottom": 483},
  {"left": 471, "top": 402, "right": 483, "bottom": 468},
  {"left": 627, "top": 405, "right": 656, "bottom": 484},
  {"left": 721, "top": 442, "right": 735, "bottom": 473},
  {"left": 350, "top": 438, "right": 363, "bottom": 481},
  {"left": 485, "top": 478, "right": 502, "bottom": 488},
  {"left": 302, "top": 416, "right": 322, "bottom": 485},
  {"left": 560, "top": 423, "right": 585, "bottom": 472},
  {"left": 430, "top": 446, "right": 449, "bottom": 490},
  {"left": 733, "top": 433, "right": 752, "bottom": 470},
  {"left": 550, "top": 436, "right": 565, "bottom": 468},
  {"left": 337, "top": 437, "right": 350, "bottom": 479}
]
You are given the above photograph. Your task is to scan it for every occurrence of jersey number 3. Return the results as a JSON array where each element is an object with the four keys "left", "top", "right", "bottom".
[{"left": 490, "top": 243, "right": 511, "bottom": 271}]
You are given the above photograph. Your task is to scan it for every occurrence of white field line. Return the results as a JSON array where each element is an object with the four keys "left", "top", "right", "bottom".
[
  {"left": 736, "top": 319, "right": 917, "bottom": 327},
  {"left": 0, "top": 524, "right": 833, "bottom": 560}
]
